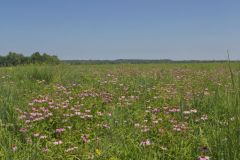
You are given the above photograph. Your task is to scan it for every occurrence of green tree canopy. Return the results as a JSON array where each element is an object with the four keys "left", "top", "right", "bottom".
[{"left": 0, "top": 52, "right": 60, "bottom": 66}]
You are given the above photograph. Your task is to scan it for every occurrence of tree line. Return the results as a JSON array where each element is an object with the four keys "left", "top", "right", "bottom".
[
  {"left": 0, "top": 52, "right": 60, "bottom": 66},
  {"left": 63, "top": 59, "right": 240, "bottom": 64}
]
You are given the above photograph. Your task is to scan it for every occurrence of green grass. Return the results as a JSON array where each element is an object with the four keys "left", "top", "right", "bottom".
[{"left": 0, "top": 63, "right": 239, "bottom": 159}]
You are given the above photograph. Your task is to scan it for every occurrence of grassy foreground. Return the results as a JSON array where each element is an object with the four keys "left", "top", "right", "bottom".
[{"left": 0, "top": 63, "right": 239, "bottom": 160}]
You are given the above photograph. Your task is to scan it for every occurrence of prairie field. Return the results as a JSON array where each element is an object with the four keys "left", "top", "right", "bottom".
[{"left": 0, "top": 63, "right": 240, "bottom": 160}]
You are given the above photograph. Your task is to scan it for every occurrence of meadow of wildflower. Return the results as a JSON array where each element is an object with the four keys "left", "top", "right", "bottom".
[{"left": 0, "top": 63, "right": 239, "bottom": 160}]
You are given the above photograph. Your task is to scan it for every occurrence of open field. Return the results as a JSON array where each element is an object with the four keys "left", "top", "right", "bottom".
[{"left": 0, "top": 63, "right": 239, "bottom": 160}]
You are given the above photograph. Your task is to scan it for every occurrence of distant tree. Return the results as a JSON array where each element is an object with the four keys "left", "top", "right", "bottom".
[
  {"left": 31, "top": 52, "right": 42, "bottom": 63},
  {"left": 22, "top": 56, "right": 31, "bottom": 64},
  {"left": 42, "top": 53, "right": 49, "bottom": 62},
  {"left": 0, "top": 51, "right": 60, "bottom": 67},
  {"left": 5, "top": 52, "right": 25, "bottom": 66},
  {"left": 46, "top": 55, "right": 60, "bottom": 64},
  {"left": 0, "top": 56, "right": 4, "bottom": 66},
  {"left": 30, "top": 52, "right": 60, "bottom": 64}
]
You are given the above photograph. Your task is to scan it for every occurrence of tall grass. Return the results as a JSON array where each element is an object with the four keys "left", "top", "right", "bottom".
[{"left": 0, "top": 63, "right": 239, "bottom": 159}]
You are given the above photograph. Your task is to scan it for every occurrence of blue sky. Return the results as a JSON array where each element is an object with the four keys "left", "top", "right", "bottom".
[{"left": 0, "top": 0, "right": 239, "bottom": 60}]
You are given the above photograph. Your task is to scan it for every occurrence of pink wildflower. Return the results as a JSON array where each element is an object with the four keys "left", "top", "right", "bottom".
[
  {"left": 200, "top": 115, "right": 208, "bottom": 121},
  {"left": 66, "top": 126, "right": 72, "bottom": 129},
  {"left": 140, "top": 139, "right": 151, "bottom": 146},
  {"left": 33, "top": 133, "right": 40, "bottom": 137},
  {"left": 81, "top": 134, "right": 90, "bottom": 143},
  {"left": 134, "top": 123, "right": 140, "bottom": 127},
  {"left": 85, "top": 109, "right": 91, "bottom": 113},
  {"left": 103, "top": 124, "right": 110, "bottom": 129},
  {"left": 141, "top": 126, "right": 150, "bottom": 132},
  {"left": 53, "top": 140, "right": 63, "bottom": 145},
  {"left": 12, "top": 145, "right": 17, "bottom": 152},
  {"left": 75, "top": 111, "right": 81, "bottom": 115},
  {"left": 152, "top": 120, "right": 159, "bottom": 124},
  {"left": 65, "top": 146, "right": 78, "bottom": 152},
  {"left": 56, "top": 128, "right": 65, "bottom": 133},
  {"left": 19, "top": 128, "right": 28, "bottom": 133},
  {"left": 152, "top": 108, "right": 160, "bottom": 113},
  {"left": 190, "top": 109, "right": 197, "bottom": 113},
  {"left": 19, "top": 114, "right": 26, "bottom": 120},
  {"left": 169, "top": 108, "right": 180, "bottom": 113},
  {"left": 198, "top": 156, "right": 210, "bottom": 160},
  {"left": 97, "top": 111, "right": 103, "bottom": 116},
  {"left": 183, "top": 111, "right": 191, "bottom": 115},
  {"left": 39, "top": 135, "right": 47, "bottom": 139}
]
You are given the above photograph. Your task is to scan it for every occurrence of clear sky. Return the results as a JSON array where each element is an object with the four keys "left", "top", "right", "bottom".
[{"left": 0, "top": 0, "right": 239, "bottom": 60}]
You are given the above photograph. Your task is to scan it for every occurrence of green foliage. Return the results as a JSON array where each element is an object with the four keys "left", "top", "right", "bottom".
[
  {"left": 0, "top": 52, "right": 60, "bottom": 66},
  {"left": 15, "top": 66, "right": 55, "bottom": 83}
]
